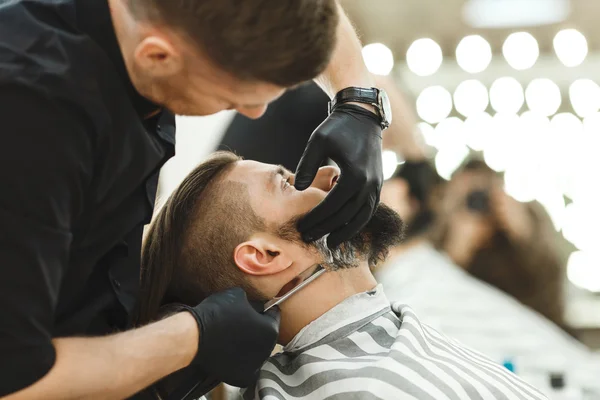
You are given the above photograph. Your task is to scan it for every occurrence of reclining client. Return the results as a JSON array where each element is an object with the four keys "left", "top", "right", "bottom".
[{"left": 136, "top": 151, "right": 547, "bottom": 400}]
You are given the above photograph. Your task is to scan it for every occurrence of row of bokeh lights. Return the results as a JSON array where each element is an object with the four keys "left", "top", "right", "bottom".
[
  {"left": 418, "top": 78, "right": 600, "bottom": 124},
  {"left": 362, "top": 29, "right": 588, "bottom": 77},
  {"left": 365, "top": 31, "right": 600, "bottom": 292}
]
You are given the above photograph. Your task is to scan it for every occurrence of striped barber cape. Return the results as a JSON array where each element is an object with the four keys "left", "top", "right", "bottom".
[{"left": 242, "top": 285, "right": 547, "bottom": 400}]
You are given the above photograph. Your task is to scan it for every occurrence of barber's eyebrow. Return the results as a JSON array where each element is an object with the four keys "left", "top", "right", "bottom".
[{"left": 268, "top": 165, "right": 293, "bottom": 193}]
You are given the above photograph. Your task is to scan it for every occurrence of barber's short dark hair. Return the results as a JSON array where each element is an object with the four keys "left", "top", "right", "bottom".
[{"left": 127, "top": 0, "right": 339, "bottom": 87}]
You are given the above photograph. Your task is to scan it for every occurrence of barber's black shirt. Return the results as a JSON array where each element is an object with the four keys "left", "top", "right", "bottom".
[{"left": 0, "top": 0, "right": 175, "bottom": 395}]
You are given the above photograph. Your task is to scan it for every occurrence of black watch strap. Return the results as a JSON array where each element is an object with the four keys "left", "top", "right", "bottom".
[{"left": 328, "top": 87, "right": 379, "bottom": 114}]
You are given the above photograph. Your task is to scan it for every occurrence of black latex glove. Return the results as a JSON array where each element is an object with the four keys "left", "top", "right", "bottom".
[
  {"left": 178, "top": 287, "right": 280, "bottom": 388},
  {"left": 295, "top": 103, "right": 383, "bottom": 248}
]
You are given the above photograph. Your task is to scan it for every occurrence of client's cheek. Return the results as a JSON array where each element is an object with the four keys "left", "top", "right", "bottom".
[{"left": 294, "top": 190, "right": 327, "bottom": 213}]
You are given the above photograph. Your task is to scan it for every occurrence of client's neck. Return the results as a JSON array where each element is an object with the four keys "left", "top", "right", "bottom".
[{"left": 277, "top": 262, "right": 377, "bottom": 345}]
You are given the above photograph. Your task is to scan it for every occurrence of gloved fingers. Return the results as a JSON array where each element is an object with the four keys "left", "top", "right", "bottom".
[
  {"left": 249, "top": 300, "right": 266, "bottom": 314},
  {"left": 299, "top": 194, "right": 365, "bottom": 245},
  {"left": 263, "top": 306, "right": 281, "bottom": 326},
  {"left": 218, "top": 286, "right": 247, "bottom": 302},
  {"left": 249, "top": 302, "right": 281, "bottom": 325},
  {"left": 294, "top": 136, "right": 326, "bottom": 191},
  {"left": 327, "top": 199, "right": 374, "bottom": 249},
  {"left": 296, "top": 176, "right": 358, "bottom": 240}
]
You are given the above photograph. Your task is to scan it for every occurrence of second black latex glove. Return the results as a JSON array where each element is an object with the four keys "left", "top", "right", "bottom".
[
  {"left": 295, "top": 103, "right": 383, "bottom": 248},
  {"left": 179, "top": 287, "right": 280, "bottom": 388}
]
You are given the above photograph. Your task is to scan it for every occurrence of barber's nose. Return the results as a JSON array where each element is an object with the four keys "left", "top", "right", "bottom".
[
  {"left": 236, "top": 105, "right": 268, "bottom": 119},
  {"left": 309, "top": 166, "right": 340, "bottom": 192}
]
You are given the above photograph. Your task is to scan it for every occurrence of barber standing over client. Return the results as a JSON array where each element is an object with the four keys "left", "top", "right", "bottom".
[{"left": 0, "top": 0, "right": 392, "bottom": 398}]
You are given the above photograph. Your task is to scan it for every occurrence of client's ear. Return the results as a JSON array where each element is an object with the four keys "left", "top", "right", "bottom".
[{"left": 234, "top": 235, "right": 293, "bottom": 276}]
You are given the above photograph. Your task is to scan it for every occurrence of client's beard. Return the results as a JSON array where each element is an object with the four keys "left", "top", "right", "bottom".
[{"left": 279, "top": 203, "right": 405, "bottom": 271}]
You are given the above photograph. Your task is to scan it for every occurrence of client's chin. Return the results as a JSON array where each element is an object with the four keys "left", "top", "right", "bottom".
[{"left": 310, "top": 203, "right": 405, "bottom": 271}]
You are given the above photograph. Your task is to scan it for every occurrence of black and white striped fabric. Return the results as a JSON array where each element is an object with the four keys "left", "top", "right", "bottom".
[{"left": 243, "top": 286, "right": 547, "bottom": 400}]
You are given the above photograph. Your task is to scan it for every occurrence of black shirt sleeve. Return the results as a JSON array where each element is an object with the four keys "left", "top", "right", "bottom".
[{"left": 0, "top": 84, "right": 92, "bottom": 395}]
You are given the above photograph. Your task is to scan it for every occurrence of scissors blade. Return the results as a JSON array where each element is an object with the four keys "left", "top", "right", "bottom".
[{"left": 263, "top": 266, "right": 326, "bottom": 312}]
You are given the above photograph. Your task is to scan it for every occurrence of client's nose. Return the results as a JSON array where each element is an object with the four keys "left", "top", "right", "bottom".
[{"left": 309, "top": 166, "right": 340, "bottom": 192}]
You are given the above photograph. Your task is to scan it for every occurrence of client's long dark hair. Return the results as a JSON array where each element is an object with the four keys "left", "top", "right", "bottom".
[{"left": 135, "top": 152, "right": 240, "bottom": 326}]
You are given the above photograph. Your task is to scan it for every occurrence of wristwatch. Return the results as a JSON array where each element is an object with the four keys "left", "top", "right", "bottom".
[{"left": 328, "top": 87, "right": 393, "bottom": 130}]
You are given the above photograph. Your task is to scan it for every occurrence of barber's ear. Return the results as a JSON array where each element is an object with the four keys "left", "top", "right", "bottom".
[
  {"left": 134, "top": 36, "right": 182, "bottom": 77},
  {"left": 234, "top": 237, "right": 293, "bottom": 276}
]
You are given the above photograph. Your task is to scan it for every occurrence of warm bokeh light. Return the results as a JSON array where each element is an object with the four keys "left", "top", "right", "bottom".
[
  {"left": 536, "top": 186, "right": 567, "bottom": 232},
  {"left": 435, "top": 144, "right": 470, "bottom": 180},
  {"left": 433, "top": 117, "right": 465, "bottom": 150},
  {"left": 525, "top": 79, "right": 562, "bottom": 117},
  {"left": 455, "top": 35, "right": 493, "bottom": 74},
  {"left": 569, "top": 79, "right": 600, "bottom": 118},
  {"left": 416, "top": 86, "right": 453, "bottom": 124},
  {"left": 549, "top": 113, "right": 585, "bottom": 201},
  {"left": 453, "top": 80, "right": 489, "bottom": 118},
  {"left": 416, "top": 122, "right": 436, "bottom": 149},
  {"left": 503, "top": 32, "right": 539, "bottom": 70},
  {"left": 483, "top": 113, "right": 520, "bottom": 172},
  {"left": 568, "top": 251, "right": 600, "bottom": 293},
  {"left": 406, "top": 38, "right": 443, "bottom": 77},
  {"left": 463, "top": 112, "right": 493, "bottom": 151},
  {"left": 563, "top": 202, "right": 600, "bottom": 253},
  {"left": 504, "top": 165, "right": 538, "bottom": 203},
  {"left": 519, "top": 111, "right": 549, "bottom": 162},
  {"left": 583, "top": 112, "right": 600, "bottom": 137},
  {"left": 489, "top": 77, "right": 524, "bottom": 114},
  {"left": 362, "top": 43, "right": 395, "bottom": 76},
  {"left": 382, "top": 150, "right": 401, "bottom": 180},
  {"left": 554, "top": 29, "right": 588, "bottom": 67}
]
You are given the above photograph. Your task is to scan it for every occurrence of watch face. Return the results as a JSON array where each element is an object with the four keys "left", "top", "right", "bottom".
[{"left": 379, "top": 90, "right": 393, "bottom": 127}]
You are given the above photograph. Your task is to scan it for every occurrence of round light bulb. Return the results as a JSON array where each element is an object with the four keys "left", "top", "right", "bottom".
[
  {"left": 503, "top": 32, "right": 539, "bottom": 70},
  {"left": 525, "top": 79, "right": 562, "bottom": 117},
  {"left": 454, "top": 80, "right": 489, "bottom": 118},
  {"left": 456, "top": 35, "right": 492, "bottom": 74},
  {"left": 416, "top": 86, "right": 453, "bottom": 124},
  {"left": 382, "top": 150, "right": 399, "bottom": 180},
  {"left": 435, "top": 145, "right": 470, "bottom": 180},
  {"left": 569, "top": 79, "right": 600, "bottom": 118},
  {"left": 464, "top": 112, "right": 493, "bottom": 151},
  {"left": 554, "top": 29, "right": 588, "bottom": 67},
  {"left": 434, "top": 117, "right": 465, "bottom": 150},
  {"left": 489, "top": 77, "right": 524, "bottom": 114},
  {"left": 568, "top": 251, "right": 600, "bottom": 292},
  {"left": 406, "top": 38, "right": 443, "bottom": 77},
  {"left": 362, "top": 43, "right": 394, "bottom": 76}
]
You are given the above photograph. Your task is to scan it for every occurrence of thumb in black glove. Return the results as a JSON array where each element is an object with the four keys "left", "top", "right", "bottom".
[
  {"left": 295, "top": 104, "right": 383, "bottom": 248},
  {"left": 179, "top": 287, "right": 280, "bottom": 388}
]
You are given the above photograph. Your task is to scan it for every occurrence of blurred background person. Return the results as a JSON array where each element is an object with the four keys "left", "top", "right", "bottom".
[
  {"left": 430, "top": 159, "right": 569, "bottom": 329},
  {"left": 376, "top": 161, "right": 600, "bottom": 397}
]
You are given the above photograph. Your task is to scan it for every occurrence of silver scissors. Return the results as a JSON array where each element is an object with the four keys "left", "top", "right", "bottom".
[{"left": 263, "top": 265, "right": 326, "bottom": 312}]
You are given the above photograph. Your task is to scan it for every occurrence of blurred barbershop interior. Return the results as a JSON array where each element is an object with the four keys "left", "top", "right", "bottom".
[{"left": 158, "top": 0, "right": 600, "bottom": 398}]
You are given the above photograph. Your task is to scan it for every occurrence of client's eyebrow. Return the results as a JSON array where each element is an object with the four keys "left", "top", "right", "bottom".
[{"left": 268, "top": 165, "right": 292, "bottom": 193}]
